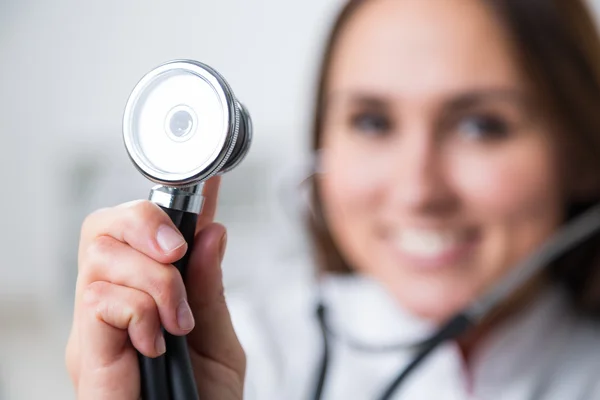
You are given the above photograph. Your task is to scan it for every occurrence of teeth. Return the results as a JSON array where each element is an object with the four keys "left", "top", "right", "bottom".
[{"left": 395, "top": 229, "right": 460, "bottom": 257}]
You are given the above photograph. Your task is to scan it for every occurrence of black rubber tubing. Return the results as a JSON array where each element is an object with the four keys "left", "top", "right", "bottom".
[
  {"left": 377, "top": 313, "right": 473, "bottom": 400},
  {"left": 139, "top": 206, "right": 200, "bottom": 400}
]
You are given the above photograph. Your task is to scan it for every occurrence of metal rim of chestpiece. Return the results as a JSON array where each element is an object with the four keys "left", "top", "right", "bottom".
[{"left": 123, "top": 59, "right": 253, "bottom": 187}]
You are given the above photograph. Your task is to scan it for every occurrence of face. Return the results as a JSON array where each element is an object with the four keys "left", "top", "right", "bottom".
[{"left": 319, "top": 0, "right": 565, "bottom": 322}]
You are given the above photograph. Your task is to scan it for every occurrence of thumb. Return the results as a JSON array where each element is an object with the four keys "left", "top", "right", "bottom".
[{"left": 185, "top": 223, "right": 246, "bottom": 378}]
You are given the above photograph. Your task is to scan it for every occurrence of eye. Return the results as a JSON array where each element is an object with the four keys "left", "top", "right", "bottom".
[
  {"left": 349, "top": 111, "right": 393, "bottom": 136},
  {"left": 457, "top": 113, "right": 511, "bottom": 140}
]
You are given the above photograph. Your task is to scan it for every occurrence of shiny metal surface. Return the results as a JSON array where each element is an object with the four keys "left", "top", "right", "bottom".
[
  {"left": 148, "top": 184, "right": 205, "bottom": 214},
  {"left": 221, "top": 102, "right": 253, "bottom": 173},
  {"left": 123, "top": 60, "right": 241, "bottom": 187}
]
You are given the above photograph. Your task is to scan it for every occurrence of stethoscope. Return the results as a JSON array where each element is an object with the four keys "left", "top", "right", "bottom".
[
  {"left": 311, "top": 202, "right": 600, "bottom": 400},
  {"left": 122, "top": 60, "right": 253, "bottom": 400}
]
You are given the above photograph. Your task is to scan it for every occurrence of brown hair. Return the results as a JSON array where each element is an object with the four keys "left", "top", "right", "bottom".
[{"left": 308, "top": 0, "right": 600, "bottom": 315}]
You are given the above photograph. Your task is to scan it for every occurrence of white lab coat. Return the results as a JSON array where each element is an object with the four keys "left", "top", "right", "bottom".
[{"left": 228, "top": 268, "right": 600, "bottom": 399}]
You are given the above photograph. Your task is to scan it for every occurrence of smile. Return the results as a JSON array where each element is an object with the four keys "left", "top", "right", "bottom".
[{"left": 386, "top": 228, "right": 479, "bottom": 269}]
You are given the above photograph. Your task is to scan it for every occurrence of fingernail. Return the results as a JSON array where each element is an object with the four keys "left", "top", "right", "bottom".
[
  {"left": 219, "top": 232, "right": 227, "bottom": 263},
  {"left": 177, "top": 300, "right": 195, "bottom": 331},
  {"left": 155, "top": 332, "right": 166, "bottom": 355},
  {"left": 157, "top": 225, "right": 186, "bottom": 254}
]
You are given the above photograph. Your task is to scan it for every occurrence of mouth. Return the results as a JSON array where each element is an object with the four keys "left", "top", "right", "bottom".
[{"left": 383, "top": 227, "right": 480, "bottom": 271}]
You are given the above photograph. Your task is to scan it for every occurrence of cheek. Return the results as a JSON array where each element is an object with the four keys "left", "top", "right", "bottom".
[
  {"left": 451, "top": 140, "right": 561, "bottom": 220},
  {"left": 318, "top": 142, "right": 389, "bottom": 265},
  {"left": 322, "top": 150, "right": 385, "bottom": 202},
  {"left": 450, "top": 138, "right": 564, "bottom": 273}
]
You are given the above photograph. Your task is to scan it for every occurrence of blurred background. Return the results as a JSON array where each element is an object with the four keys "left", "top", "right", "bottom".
[{"left": 1, "top": 0, "right": 600, "bottom": 398}]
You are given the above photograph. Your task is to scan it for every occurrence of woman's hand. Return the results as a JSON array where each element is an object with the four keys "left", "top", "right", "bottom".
[{"left": 65, "top": 177, "right": 246, "bottom": 399}]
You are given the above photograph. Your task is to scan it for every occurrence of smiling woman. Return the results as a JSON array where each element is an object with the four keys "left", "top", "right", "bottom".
[
  {"left": 315, "top": 0, "right": 567, "bottom": 324},
  {"left": 302, "top": 0, "right": 600, "bottom": 397},
  {"left": 67, "top": 0, "right": 600, "bottom": 399},
  {"left": 311, "top": 0, "right": 600, "bottom": 315}
]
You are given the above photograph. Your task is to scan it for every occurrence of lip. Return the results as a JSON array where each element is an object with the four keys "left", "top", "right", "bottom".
[{"left": 383, "top": 229, "right": 480, "bottom": 271}]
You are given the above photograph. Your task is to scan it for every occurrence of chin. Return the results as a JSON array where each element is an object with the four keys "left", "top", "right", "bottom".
[{"left": 387, "top": 279, "right": 477, "bottom": 323}]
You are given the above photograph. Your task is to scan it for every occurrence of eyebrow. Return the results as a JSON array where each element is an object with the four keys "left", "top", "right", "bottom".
[
  {"left": 339, "top": 94, "right": 390, "bottom": 108},
  {"left": 325, "top": 88, "right": 531, "bottom": 110},
  {"left": 324, "top": 92, "right": 392, "bottom": 111},
  {"left": 445, "top": 88, "right": 532, "bottom": 111}
]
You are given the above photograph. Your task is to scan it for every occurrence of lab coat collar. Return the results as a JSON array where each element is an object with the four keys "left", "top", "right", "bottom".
[
  {"left": 318, "top": 273, "right": 438, "bottom": 348},
  {"left": 318, "top": 273, "right": 568, "bottom": 347},
  {"left": 318, "top": 273, "right": 574, "bottom": 397}
]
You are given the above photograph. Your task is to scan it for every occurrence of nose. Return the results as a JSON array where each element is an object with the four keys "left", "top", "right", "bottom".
[{"left": 389, "top": 129, "right": 457, "bottom": 216}]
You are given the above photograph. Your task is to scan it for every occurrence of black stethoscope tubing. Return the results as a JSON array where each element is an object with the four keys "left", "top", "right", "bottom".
[{"left": 312, "top": 202, "right": 600, "bottom": 400}]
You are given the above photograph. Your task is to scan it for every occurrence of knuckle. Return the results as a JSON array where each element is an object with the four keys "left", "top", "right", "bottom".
[
  {"left": 129, "top": 200, "right": 162, "bottom": 224},
  {"left": 84, "top": 235, "right": 117, "bottom": 269},
  {"left": 117, "top": 201, "right": 166, "bottom": 243},
  {"left": 81, "top": 281, "right": 109, "bottom": 308},
  {"left": 131, "top": 293, "right": 156, "bottom": 325},
  {"left": 148, "top": 267, "right": 181, "bottom": 306},
  {"left": 80, "top": 207, "right": 108, "bottom": 236},
  {"left": 134, "top": 291, "right": 156, "bottom": 314}
]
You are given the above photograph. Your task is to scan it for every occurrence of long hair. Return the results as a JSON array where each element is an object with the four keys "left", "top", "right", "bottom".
[{"left": 308, "top": 0, "right": 600, "bottom": 316}]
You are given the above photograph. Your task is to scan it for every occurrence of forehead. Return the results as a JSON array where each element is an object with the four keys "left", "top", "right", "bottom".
[{"left": 328, "top": 0, "right": 526, "bottom": 98}]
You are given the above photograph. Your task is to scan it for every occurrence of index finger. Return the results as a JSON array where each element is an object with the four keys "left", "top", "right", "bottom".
[{"left": 196, "top": 176, "right": 221, "bottom": 233}]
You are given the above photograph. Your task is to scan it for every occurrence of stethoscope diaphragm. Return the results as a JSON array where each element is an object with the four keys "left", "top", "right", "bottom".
[{"left": 123, "top": 59, "right": 252, "bottom": 187}]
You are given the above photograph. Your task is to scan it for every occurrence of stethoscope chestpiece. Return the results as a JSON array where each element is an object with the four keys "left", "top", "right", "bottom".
[{"left": 123, "top": 59, "right": 252, "bottom": 188}]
